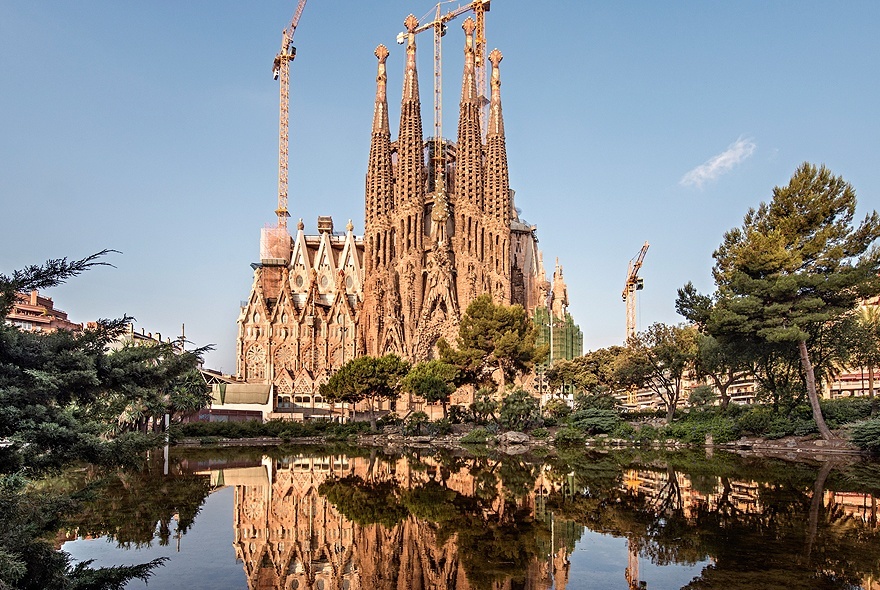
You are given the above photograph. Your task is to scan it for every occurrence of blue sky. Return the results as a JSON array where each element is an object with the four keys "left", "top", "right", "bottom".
[{"left": 1, "top": 1, "right": 877, "bottom": 373}]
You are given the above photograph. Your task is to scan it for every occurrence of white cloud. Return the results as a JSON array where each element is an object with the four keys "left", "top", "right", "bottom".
[{"left": 680, "top": 137, "right": 756, "bottom": 188}]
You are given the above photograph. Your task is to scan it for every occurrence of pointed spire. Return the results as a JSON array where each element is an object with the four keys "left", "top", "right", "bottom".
[
  {"left": 455, "top": 17, "right": 484, "bottom": 212},
  {"left": 396, "top": 14, "right": 425, "bottom": 212},
  {"left": 485, "top": 48, "right": 510, "bottom": 226},
  {"left": 366, "top": 45, "right": 394, "bottom": 229},
  {"left": 460, "top": 18, "right": 478, "bottom": 103},
  {"left": 372, "top": 45, "right": 390, "bottom": 135},
  {"left": 487, "top": 49, "right": 505, "bottom": 138},
  {"left": 402, "top": 15, "right": 420, "bottom": 104}
]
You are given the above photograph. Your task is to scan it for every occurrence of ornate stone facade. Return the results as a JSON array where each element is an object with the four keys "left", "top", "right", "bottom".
[{"left": 236, "top": 17, "right": 559, "bottom": 410}]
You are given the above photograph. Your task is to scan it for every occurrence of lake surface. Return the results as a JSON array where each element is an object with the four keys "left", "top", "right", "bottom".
[{"left": 61, "top": 445, "right": 880, "bottom": 589}]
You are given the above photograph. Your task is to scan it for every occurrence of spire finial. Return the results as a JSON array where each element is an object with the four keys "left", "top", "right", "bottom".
[
  {"left": 489, "top": 48, "right": 503, "bottom": 68},
  {"left": 463, "top": 17, "right": 475, "bottom": 36},
  {"left": 346, "top": 219, "right": 354, "bottom": 232},
  {"left": 404, "top": 14, "right": 419, "bottom": 34},
  {"left": 297, "top": 218, "right": 304, "bottom": 231},
  {"left": 375, "top": 44, "right": 389, "bottom": 63}
]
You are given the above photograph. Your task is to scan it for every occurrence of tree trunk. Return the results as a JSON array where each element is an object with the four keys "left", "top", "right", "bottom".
[
  {"left": 368, "top": 397, "right": 377, "bottom": 432},
  {"left": 665, "top": 401, "right": 675, "bottom": 424},
  {"left": 869, "top": 362, "right": 876, "bottom": 417},
  {"left": 805, "top": 460, "right": 834, "bottom": 558},
  {"left": 798, "top": 340, "right": 835, "bottom": 440}
]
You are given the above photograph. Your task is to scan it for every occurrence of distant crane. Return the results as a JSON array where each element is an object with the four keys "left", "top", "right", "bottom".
[
  {"left": 397, "top": 1, "right": 491, "bottom": 190},
  {"left": 622, "top": 241, "right": 649, "bottom": 341},
  {"left": 272, "top": 0, "right": 308, "bottom": 230}
]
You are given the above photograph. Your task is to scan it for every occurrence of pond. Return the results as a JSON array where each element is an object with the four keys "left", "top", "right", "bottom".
[{"left": 60, "top": 445, "right": 880, "bottom": 589}]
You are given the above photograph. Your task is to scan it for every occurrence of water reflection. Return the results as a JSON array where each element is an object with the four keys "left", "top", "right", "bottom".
[{"left": 64, "top": 448, "right": 880, "bottom": 589}]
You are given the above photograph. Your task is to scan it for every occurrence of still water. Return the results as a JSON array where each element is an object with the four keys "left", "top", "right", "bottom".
[{"left": 61, "top": 445, "right": 880, "bottom": 589}]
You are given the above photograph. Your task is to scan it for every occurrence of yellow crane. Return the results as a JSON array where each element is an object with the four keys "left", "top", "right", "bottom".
[
  {"left": 272, "top": 0, "right": 308, "bottom": 230},
  {"left": 397, "top": 0, "right": 491, "bottom": 190},
  {"left": 622, "top": 241, "right": 649, "bottom": 341}
]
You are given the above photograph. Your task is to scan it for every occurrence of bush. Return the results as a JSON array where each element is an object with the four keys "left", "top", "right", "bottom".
[
  {"left": 460, "top": 427, "right": 490, "bottom": 444},
  {"left": 530, "top": 427, "right": 549, "bottom": 439},
  {"left": 499, "top": 389, "right": 542, "bottom": 432},
  {"left": 663, "top": 415, "right": 740, "bottom": 444},
  {"left": 553, "top": 426, "right": 586, "bottom": 446},
  {"left": 569, "top": 408, "right": 620, "bottom": 435},
  {"left": 427, "top": 418, "right": 452, "bottom": 436},
  {"left": 821, "top": 397, "right": 872, "bottom": 427},
  {"left": 635, "top": 424, "right": 659, "bottom": 444},
  {"left": 851, "top": 419, "right": 880, "bottom": 453},
  {"left": 403, "top": 412, "right": 430, "bottom": 436},
  {"left": 612, "top": 422, "right": 636, "bottom": 439},
  {"left": 543, "top": 399, "right": 571, "bottom": 421},
  {"left": 447, "top": 405, "right": 468, "bottom": 424}
]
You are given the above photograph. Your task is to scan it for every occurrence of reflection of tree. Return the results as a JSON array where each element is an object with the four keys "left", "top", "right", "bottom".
[
  {"left": 318, "top": 475, "right": 408, "bottom": 528},
  {"left": 543, "top": 449, "right": 880, "bottom": 589},
  {"left": 63, "top": 460, "right": 213, "bottom": 548}
]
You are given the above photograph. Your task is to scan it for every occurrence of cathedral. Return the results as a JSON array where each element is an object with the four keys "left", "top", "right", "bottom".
[{"left": 235, "top": 16, "right": 577, "bottom": 416}]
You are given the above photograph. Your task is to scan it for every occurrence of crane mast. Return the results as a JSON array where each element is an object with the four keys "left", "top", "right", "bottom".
[
  {"left": 399, "top": 1, "right": 491, "bottom": 193},
  {"left": 622, "top": 241, "right": 649, "bottom": 341},
  {"left": 273, "top": 0, "right": 308, "bottom": 230}
]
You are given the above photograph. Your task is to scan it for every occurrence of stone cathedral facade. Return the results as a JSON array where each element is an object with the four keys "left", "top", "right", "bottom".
[{"left": 235, "top": 17, "right": 572, "bottom": 414}]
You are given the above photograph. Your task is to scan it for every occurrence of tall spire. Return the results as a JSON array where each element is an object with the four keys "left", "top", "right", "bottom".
[
  {"left": 455, "top": 18, "right": 484, "bottom": 211},
  {"left": 485, "top": 48, "right": 510, "bottom": 226},
  {"left": 395, "top": 14, "right": 425, "bottom": 250},
  {"left": 366, "top": 44, "right": 393, "bottom": 236}
]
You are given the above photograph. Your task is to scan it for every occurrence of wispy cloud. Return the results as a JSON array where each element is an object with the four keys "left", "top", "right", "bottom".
[{"left": 680, "top": 137, "right": 756, "bottom": 188}]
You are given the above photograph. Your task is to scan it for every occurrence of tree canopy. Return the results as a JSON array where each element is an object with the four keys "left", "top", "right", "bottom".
[
  {"left": 678, "top": 163, "right": 880, "bottom": 438},
  {"left": 401, "top": 360, "right": 459, "bottom": 418},
  {"left": 438, "top": 295, "right": 542, "bottom": 389},
  {"left": 616, "top": 323, "right": 698, "bottom": 423},
  {"left": 320, "top": 354, "right": 410, "bottom": 429},
  {"left": 0, "top": 253, "right": 209, "bottom": 589}
]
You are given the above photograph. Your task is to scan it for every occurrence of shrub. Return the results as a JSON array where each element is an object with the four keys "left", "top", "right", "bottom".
[
  {"left": 530, "top": 427, "right": 549, "bottom": 439},
  {"left": 612, "top": 422, "right": 635, "bottom": 439},
  {"left": 427, "top": 418, "right": 452, "bottom": 436},
  {"left": 821, "top": 398, "right": 872, "bottom": 427},
  {"left": 499, "top": 389, "right": 542, "bottom": 432},
  {"left": 634, "top": 425, "right": 659, "bottom": 444},
  {"left": 403, "top": 412, "right": 430, "bottom": 436},
  {"left": 553, "top": 426, "right": 586, "bottom": 446},
  {"left": 447, "top": 405, "right": 468, "bottom": 424},
  {"left": 569, "top": 408, "right": 620, "bottom": 435},
  {"left": 543, "top": 399, "right": 571, "bottom": 421},
  {"left": 461, "top": 427, "right": 490, "bottom": 444},
  {"left": 851, "top": 419, "right": 880, "bottom": 453}
]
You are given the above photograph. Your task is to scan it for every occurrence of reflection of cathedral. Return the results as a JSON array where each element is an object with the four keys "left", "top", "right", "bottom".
[
  {"left": 234, "top": 15, "right": 579, "bottom": 411},
  {"left": 209, "top": 454, "right": 574, "bottom": 590}
]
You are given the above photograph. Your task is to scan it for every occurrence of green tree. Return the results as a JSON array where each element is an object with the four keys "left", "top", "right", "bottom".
[
  {"left": 401, "top": 360, "right": 459, "bottom": 419},
  {"left": 320, "top": 354, "right": 410, "bottom": 431},
  {"left": 0, "top": 252, "right": 208, "bottom": 588},
  {"left": 439, "top": 295, "right": 541, "bottom": 390},
  {"left": 680, "top": 163, "right": 880, "bottom": 439},
  {"left": 692, "top": 333, "right": 751, "bottom": 409},
  {"left": 616, "top": 323, "right": 698, "bottom": 423}
]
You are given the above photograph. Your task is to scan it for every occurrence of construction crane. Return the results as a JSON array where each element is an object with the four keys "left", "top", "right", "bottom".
[
  {"left": 397, "top": 1, "right": 491, "bottom": 191},
  {"left": 272, "top": 0, "right": 308, "bottom": 230},
  {"left": 622, "top": 241, "right": 649, "bottom": 341}
]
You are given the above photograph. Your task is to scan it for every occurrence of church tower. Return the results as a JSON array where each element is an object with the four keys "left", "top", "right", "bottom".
[
  {"left": 484, "top": 48, "right": 512, "bottom": 304},
  {"left": 452, "top": 18, "right": 487, "bottom": 313}
]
